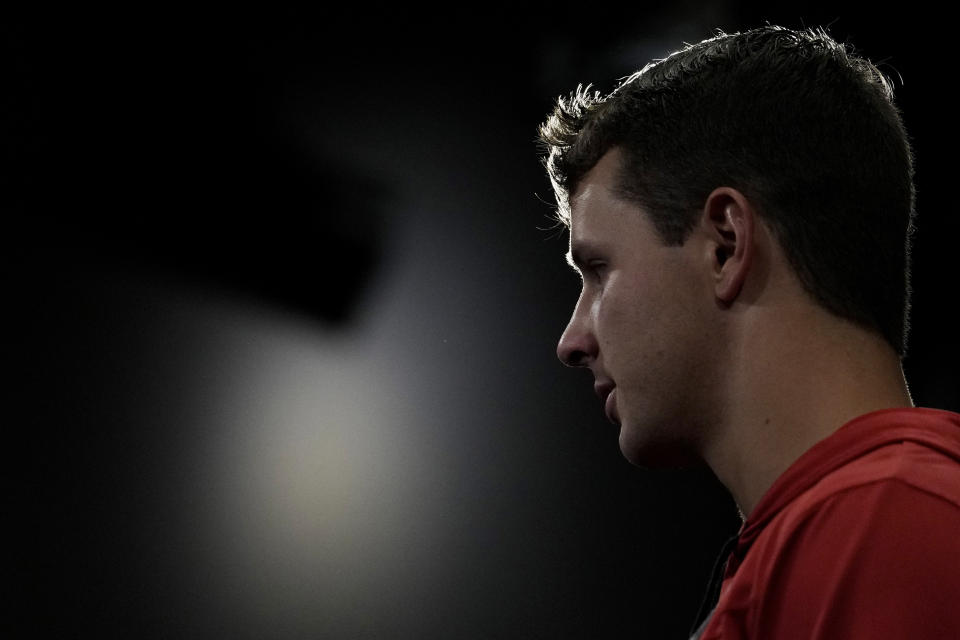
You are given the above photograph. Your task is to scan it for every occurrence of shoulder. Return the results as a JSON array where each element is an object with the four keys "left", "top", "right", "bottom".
[
  {"left": 727, "top": 443, "right": 960, "bottom": 638},
  {"left": 773, "top": 438, "right": 960, "bottom": 538}
]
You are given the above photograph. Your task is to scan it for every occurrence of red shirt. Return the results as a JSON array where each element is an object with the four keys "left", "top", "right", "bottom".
[{"left": 700, "top": 407, "right": 960, "bottom": 639}]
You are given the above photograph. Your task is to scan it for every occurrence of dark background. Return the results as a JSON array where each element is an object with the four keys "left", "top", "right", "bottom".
[{"left": 6, "top": 5, "right": 957, "bottom": 639}]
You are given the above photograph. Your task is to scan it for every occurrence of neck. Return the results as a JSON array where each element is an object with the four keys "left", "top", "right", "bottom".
[{"left": 701, "top": 301, "right": 914, "bottom": 520}]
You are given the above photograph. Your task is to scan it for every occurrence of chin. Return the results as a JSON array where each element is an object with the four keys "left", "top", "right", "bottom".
[{"left": 618, "top": 423, "right": 702, "bottom": 471}]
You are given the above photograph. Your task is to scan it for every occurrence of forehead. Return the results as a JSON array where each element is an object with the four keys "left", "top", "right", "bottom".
[
  {"left": 567, "top": 148, "right": 633, "bottom": 234},
  {"left": 566, "top": 149, "right": 639, "bottom": 252},
  {"left": 563, "top": 148, "right": 675, "bottom": 274}
]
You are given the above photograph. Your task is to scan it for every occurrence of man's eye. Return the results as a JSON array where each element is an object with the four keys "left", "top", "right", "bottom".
[{"left": 587, "top": 261, "right": 607, "bottom": 280}]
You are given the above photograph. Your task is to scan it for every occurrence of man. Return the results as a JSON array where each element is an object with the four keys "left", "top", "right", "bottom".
[{"left": 539, "top": 26, "right": 960, "bottom": 639}]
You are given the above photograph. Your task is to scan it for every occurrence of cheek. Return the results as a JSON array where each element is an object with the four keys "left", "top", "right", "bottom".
[{"left": 595, "top": 285, "right": 646, "bottom": 351}]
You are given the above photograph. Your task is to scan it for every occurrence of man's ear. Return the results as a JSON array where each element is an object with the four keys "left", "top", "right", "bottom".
[{"left": 703, "top": 187, "right": 756, "bottom": 305}]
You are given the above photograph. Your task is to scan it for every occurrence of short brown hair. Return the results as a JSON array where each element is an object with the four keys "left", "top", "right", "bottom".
[{"left": 539, "top": 26, "right": 916, "bottom": 357}]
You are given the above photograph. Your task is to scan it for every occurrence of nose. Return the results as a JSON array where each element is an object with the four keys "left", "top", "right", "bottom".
[{"left": 556, "top": 300, "right": 598, "bottom": 367}]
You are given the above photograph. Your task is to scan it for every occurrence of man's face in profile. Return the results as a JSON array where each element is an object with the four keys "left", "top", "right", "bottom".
[{"left": 556, "top": 149, "right": 713, "bottom": 469}]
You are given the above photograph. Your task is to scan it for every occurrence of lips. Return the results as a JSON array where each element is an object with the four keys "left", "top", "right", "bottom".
[
  {"left": 604, "top": 388, "right": 620, "bottom": 425},
  {"left": 594, "top": 380, "right": 620, "bottom": 425}
]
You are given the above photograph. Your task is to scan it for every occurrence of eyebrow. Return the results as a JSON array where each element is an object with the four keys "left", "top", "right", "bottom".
[{"left": 565, "top": 248, "right": 583, "bottom": 272}]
